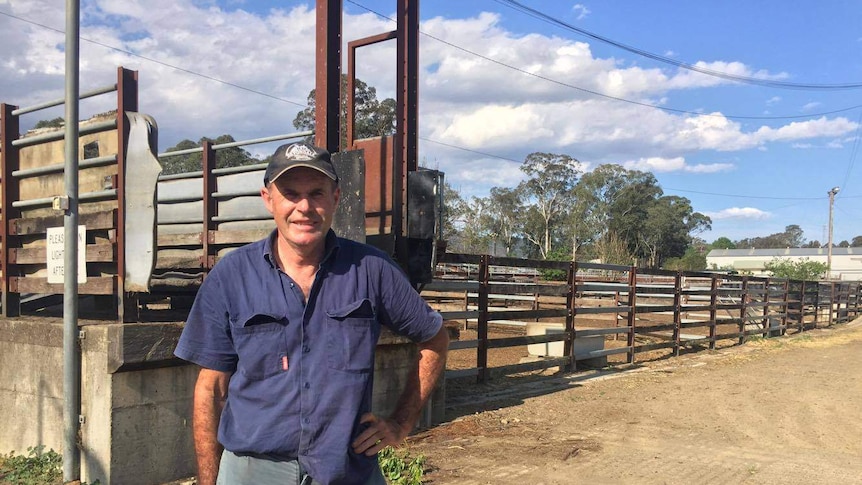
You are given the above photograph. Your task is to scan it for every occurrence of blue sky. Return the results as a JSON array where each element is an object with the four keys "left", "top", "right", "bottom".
[{"left": 1, "top": 0, "right": 861, "bottom": 245}]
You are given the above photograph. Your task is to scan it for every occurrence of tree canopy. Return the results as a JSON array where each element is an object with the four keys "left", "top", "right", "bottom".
[
  {"left": 763, "top": 257, "right": 827, "bottom": 280},
  {"left": 445, "top": 156, "right": 711, "bottom": 269},
  {"left": 292, "top": 75, "right": 396, "bottom": 150},
  {"left": 161, "top": 134, "right": 256, "bottom": 175}
]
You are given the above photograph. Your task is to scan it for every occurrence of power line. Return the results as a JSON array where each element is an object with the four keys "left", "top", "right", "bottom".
[
  {"left": 492, "top": 0, "right": 862, "bottom": 91},
  {"left": 5, "top": 4, "right": 859, "bottom": 206},
  {"left": 840, "top": 108, "right": 862, "bottom": 194},
  {"left": 663, "top": 187, "right": 826, "bottom": 201},
  {"left": 0, "top": 10, "right": 308, "bottom": 108},
  {"left": 344, "top": 1, "right": 862, "bottom": 121},
  {"left": 420, "top": 137, "right": 523, "bottom": 164}
]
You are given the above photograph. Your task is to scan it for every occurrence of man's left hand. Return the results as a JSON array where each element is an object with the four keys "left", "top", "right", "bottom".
[{"left": 351, "top": 413, "right": 408, "bottom": 456}]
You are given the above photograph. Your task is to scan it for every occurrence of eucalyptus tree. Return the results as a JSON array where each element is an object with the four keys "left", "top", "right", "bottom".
[
  {"left": 517, "top": 152, "right": 581, "bottom": 259},
  {"left": 639, "top": 195, "right": 711, "bottom": 268},
  {"left": 569, "top": 164, "right": 655, "bottom": 262},
  {"left": 293, "top": 75, "right": 396, "bottom": 150},
  {"left": 162, "top": 134, "right": 255, "bottom": 175},
  {"left": 479, "top": 186, "right": 523, "bottom": 256}
]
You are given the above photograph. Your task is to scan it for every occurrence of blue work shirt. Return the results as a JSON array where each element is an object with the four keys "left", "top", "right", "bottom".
[{"left": 174, "top": 230, "right": 442, "bottom": 485}]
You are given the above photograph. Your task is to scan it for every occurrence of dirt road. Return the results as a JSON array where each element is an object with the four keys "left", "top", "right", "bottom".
[{"left": 410, "top": 319, "right": 862, "bottom": 484}]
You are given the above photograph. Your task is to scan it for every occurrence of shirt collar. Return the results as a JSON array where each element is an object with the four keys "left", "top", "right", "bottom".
[{"left": 262, "top": 229, "right": 340, "bottom": 269}]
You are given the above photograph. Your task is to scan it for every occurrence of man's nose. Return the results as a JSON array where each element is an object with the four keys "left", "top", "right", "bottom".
[{"left": 295, "top": 197, "right": 311, "bottom": 211}]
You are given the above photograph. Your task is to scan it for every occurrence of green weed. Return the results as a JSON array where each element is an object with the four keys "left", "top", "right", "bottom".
[
  {"left": 379, "top": 445, "right": 427, "bottom": 485},
  {"left": 0, "top": 445, "right": 62, "bottom": 485},
  {"left": 0, "top": 447, "right": 100, "bottom": 485}
]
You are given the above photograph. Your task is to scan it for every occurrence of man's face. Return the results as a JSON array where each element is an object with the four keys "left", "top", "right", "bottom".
[{"left": 261, "top": 167, "right": 340, "bottom": 255}]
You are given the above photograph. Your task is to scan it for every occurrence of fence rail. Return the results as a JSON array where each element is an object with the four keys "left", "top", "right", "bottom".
[{"left": 432, "top": 252, "right": 861, "bottom": 383}]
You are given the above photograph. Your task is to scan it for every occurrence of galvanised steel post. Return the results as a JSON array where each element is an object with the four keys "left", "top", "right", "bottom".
[{"left": 63, "top": 0, "right": 81, "bottom": 480}]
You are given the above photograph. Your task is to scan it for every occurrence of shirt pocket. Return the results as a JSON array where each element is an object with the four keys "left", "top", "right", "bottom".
[
  {"left": 231, "top": 313, "right": 287, "bottom": 381},
  {"left": 325, "top": 299, "right": 378, "bottom": 373}
]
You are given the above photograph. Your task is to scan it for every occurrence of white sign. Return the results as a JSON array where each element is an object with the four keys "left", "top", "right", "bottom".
[{"left": 46, "top": 226, "right": 87, "bottom": 284}]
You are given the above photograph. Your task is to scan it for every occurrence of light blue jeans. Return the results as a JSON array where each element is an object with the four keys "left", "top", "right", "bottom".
[{"left": 216, "top": 451, "right": 387, "bottom": 485}]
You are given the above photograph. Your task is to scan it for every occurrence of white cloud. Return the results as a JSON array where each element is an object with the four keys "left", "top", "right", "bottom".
[
  {"left": 2, "top": 0, "right": 857, "bottom": 212},
  {"left": 572, "top": 4, "right": 591, "bottom": 20},
  {"left": 622, "top": 156, "right": 733, "bottom": 173},
  {"left": 704, "top": 207, "right": 771, "bottom": 220},
  {"left": 801, "top": 101, "right": 822, "bottom": 112}
]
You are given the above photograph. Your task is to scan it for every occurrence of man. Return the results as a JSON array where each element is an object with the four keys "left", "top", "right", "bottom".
[{"left": 174, "top": 142, "right": 449, "bottom": 485}]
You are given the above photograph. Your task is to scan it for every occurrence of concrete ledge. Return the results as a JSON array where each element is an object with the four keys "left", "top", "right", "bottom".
[{"left": 526, "top": 322, "right": 607, "bottom": 368}]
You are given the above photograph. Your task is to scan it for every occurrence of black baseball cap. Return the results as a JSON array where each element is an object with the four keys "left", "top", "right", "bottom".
[{"left": 264, "top": 142, "right": 339, "bottom": 185}]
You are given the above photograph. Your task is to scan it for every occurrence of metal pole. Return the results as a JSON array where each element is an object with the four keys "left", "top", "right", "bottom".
[{"left": 63, "top": 0, "right": 82, "bottom": 480}]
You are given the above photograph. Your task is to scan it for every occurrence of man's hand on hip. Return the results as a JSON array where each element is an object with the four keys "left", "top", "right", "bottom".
[{"left": 351, "top": 413, "right": 409, "bottom": 456}]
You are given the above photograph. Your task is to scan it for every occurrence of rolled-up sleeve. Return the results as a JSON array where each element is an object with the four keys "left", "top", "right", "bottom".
[
  {"left": 376, "top": 258, "right": 443, "bottom": 343},
  {"left": 174, "top": 268, "right": 238, "bottom": 372}
]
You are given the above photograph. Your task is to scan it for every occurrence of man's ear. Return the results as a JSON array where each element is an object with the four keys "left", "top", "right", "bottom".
[
  {"left": 333, "top": 186, "right": 341, "bottom": 207},
  {"left": 261, "top": 186, "right": 275, "bottom": 215}
]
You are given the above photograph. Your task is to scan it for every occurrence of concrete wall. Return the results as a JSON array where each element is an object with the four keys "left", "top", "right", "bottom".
[{"left": 0, "top": 318, "right": 444, "bottom": 484}]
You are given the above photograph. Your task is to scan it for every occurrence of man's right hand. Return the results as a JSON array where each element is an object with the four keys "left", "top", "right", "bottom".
[{"left": 193, "top": 368, "right": 231, "bottom": 485}]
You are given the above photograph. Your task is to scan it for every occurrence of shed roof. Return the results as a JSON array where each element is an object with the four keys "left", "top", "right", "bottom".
[{"left": 707, "top": 247, "right": 862, "bottom": 258}]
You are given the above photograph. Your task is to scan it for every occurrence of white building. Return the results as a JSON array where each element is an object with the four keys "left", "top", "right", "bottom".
[{"left": 706, "top": 247, "right": 862, "bottom": 281}]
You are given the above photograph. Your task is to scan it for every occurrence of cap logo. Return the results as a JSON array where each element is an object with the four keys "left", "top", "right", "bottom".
[{"left": 283, "top": 143, "right": 318, "bottom": 161}]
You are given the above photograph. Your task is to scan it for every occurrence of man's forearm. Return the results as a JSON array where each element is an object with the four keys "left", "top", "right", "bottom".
[
  {"left": 193, "top": 369, "right": 230, "bottom": 485},
  {"left": 390, "top": 327, "right": 449, "bottom": 436}
]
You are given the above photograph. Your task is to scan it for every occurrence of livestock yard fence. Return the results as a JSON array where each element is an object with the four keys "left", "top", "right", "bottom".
[{"left": 425, "top": 253, "right": 861, "bottom": 383}]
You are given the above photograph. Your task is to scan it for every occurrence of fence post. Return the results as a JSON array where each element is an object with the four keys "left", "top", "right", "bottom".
[
  {"left": 762, "top": 278, "right": 771, "bottom": 338},
  {"left": 797, "top": 280, "right": 806, "bottom": 332},
  {"left": 201, "top": 141, "right": 217, "bottom": 272},
  {"left": 780, "top": 279, "right": 789, "bottom": 336},
  {"left": 738, "top": 276, "right": 749, "bottom": 345},
  {"left": 476, "top": 254, "right": 489, "bottom": 383},
  {"left": 708, "top": 274, "right": 718, "bottom": 350},
  {"left": 626, "top": 266, "right": 637, "bottom": 364},
  {"left": 0, "top": 103, "right": 21, "bottom": 317},
  {"left": 564, "top": 261, "right": 576, "bottom": 371},
  {"left": 673, "top": 272, "right": 682, "bottom": 357},
  {"left": 116, "top": 67, "right": 139, "bottom": 321}
]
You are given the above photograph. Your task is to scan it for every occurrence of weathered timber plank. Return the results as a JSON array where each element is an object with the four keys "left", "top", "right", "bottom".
[
  {"left": 157, "top": 232, "right": 202, "bottom": 247},
  {"left": 209, "top": 229, "right": 271, "bottom": 245},
  {"left": 11, "top": 276, "right": 115, "bottom": 294},
  {"left": 155, "top": 255, "right": 203, "bottom": 269},
  {"left": 13, "top": 210, "right": 116, "bottom": 235},
  {"left": 11, "top": 243, "right": 114, "bottom": 264}
]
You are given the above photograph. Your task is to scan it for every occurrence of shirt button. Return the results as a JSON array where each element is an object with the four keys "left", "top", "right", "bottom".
[
  {"left": 304, "top": 382, "right": 310, "bottom": 389},
  {"left": 304, "top": 418, "right": 310, "bottom": 424},
  {"left": 303, "top": 346, "right": 310, "bottom": 353}
]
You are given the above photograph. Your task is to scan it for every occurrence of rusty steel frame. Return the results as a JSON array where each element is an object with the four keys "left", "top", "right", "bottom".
[
  {"left": 315, "top": 0, "right": 342, "bottom": 155},
  {"left": 340, "top": 0, "right": 419, "bottom": 250},
  {"left": 1, "top": 103, "right": 22, "bottom": 316},
  {"left": 0, "top": 67, "right": 137, "bottom": 320},
  {"left": 201, "top": 141, "right": 217, "bottom": 272},
  {"left": 116, "top": 67, "right": 137, "bottom": 321}
]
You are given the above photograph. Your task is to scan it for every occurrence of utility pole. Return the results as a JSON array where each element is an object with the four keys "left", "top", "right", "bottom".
[
  {"left": 827, "top": 186, "right": 840, "bottom": 280},
  {"left": 63, "top": 0, "right": 81, "bottom": 481}
]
